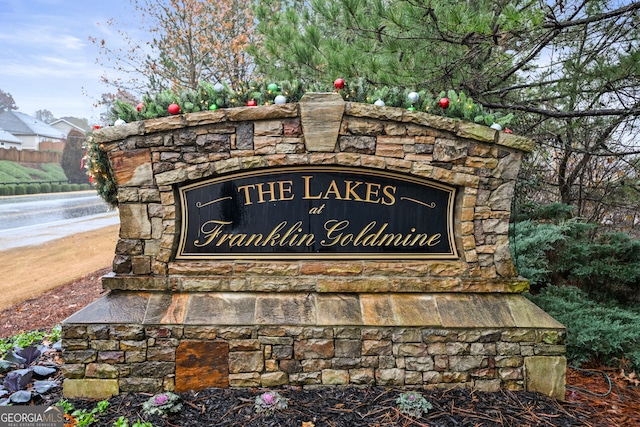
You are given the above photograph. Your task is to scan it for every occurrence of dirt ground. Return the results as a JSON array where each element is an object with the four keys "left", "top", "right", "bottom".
[{"left": 0, "top": 224, "right": 119, "bottom": 311}]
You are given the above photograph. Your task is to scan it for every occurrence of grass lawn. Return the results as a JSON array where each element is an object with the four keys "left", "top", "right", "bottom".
[{"left": 0, "top": 160, "right": 67, "bottom": 183}]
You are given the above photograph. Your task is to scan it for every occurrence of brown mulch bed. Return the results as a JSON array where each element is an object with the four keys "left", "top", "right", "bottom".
[
  {"left": 0, "top": 268, "right": 108, "bottom": 337},
  {"left": 43, "top": 386, "right": 595, "bottom": 427},
  {"left": 3, "top": 270, "right": 640, "bottom": 426}
]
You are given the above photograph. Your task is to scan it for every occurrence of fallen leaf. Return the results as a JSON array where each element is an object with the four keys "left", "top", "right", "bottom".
[{"left": 301, "top": 422, "right": 315, "bottom": 427}]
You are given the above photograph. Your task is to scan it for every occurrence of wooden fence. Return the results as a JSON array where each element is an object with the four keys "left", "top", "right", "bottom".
[{"left": 0, "top": 147, "right": 61, "bottom": 163}]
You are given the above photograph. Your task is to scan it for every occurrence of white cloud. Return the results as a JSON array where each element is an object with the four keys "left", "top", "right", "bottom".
[
  {"left": 0, "top": 0, "right": 150, "bottom": 120},
  {"left": 0, "top": 24, "right": 86, "bottom": 52}
]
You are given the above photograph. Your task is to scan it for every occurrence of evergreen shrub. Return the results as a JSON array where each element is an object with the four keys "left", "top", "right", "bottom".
[
  {"left": 25, "top": 184, "right": 40, "bottom": 194},
  {"left": 50, "top": 183, "right": 61, "bottom": 193},
  {"left": 511, "top": 220, "right": 569, "bottom": 291},
  {"left": 554, "top": 225, "right": 640, "bottom": 304},
  {"left": 0, "top": 186, "right": 8, "bottom": 196},
  {"left": 529, "top": 286, "right": 640, "bottom": 370},
  {"left": 14, "top": 185, "right": 26, "bottom": 195},
  {"left": 40, "top": 183, "right": 51, "bottom": 193},
  {"left": 60, "top": 183, "right": 71, "bottom": 192},
  {"left": 511, "top": 204, "right": 640, "bottom": 305},
  {"left": 6, "top": 186, "right": 15, "bottom": 195}
]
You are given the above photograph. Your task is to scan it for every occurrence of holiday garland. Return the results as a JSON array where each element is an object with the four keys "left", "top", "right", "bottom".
[
  {"left": 85, "top": 132, "right": 118, "bottom": 207},
  {"left": 111, "top": 78, "right": 513, "bottom": 127},
  {"left": 88, "top": 78, "right": 514, "bottom": 206}
]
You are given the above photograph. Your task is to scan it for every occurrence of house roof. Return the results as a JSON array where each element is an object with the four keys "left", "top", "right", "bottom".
[
  {"left": 50, "top": 118, "right": 87, "bottom": 134},
  {"left": 0, "top": 128, "right": 22, "bottom": 144},
  {"left": 0, "top": 111, "right": 67, "bottom": 139}
]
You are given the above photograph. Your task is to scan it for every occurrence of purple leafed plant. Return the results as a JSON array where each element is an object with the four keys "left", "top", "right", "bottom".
[
  {"left": 254, "top": 391, "right": 288, "bottom": 416},
  {"left": 142, "top": 392, "right": 182, "bottom": 416},
  {"left": 0, "top": 345, "right": 59, "bottom": 406}
]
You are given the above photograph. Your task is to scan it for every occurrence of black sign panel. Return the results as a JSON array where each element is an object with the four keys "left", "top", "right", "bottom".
[{"left": 176, "top": 166, "right": 457, "bottom": 260}]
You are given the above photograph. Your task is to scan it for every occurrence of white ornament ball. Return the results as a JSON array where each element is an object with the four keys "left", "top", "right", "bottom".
[
  {"left": 407, "top": 92, "right": 419, "bottom": 103},
  {"left": 213, "top": 82, "right": 224, "bottom": 92},
  {"left": 114, "top": 119, "right": 126, "bottom": 126},
  {"left": 490, "top": 122, "right": 502, "bottom": 131},
  {"left": 374, "top": 99, "right": 385, "bottom": 107},
  {"left": 274, "top": 95, "right": 287, "bottom": 105}
]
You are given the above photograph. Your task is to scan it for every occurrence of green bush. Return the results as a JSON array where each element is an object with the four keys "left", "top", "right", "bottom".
[
  {"left": 50, "top": 183, "right": 61, "bottom": 193},
  {"left": 511, "top": 204, "right": 640, "bottom": 305},
  {"left": 40, "top": 183, "right": 51, "bottom": 193},
  {"left": 25, "top": 184, "right": 40, "bottom": 194},
  {"left": 6, "top": 185, "right": 15, "bottom": 195},
  {"left": 79, "top": 183, "right": 91, "bottom": 190},
  {"left": 514, "top": 202, "right": 574, "bottom": 222},
  {"left": 529, "top": 286, "right": 640, "bottom": 371},
  {"left": 14, "top": 185, "right": 26, "bottom": 195},
  {"left": 61, "top": 134, "right": 88, "bottom": 184},
  {"left": 69, "top": 183, "right": 81, "bottom": 191},
  {"left": 60, "top": 183, "right": 71, "bottom": 192},
  {"left": 511, "top": 220, "right": 570, "bottom": 291},
  {"left": 0, "top": 186, "right": 8, "bottom": 196},
  {"left": 555, "top": 226, "right": 640, "bottom": 304}
]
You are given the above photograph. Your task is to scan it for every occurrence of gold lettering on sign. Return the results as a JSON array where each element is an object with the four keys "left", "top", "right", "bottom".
[
  {"left": 193, "top": 219, "right": 440, "bottom": 250},
  {"left": 177, "top": 166, "right": 458, "bottom": 260},
  {"left": 236, "top": 180, "right": 295, "bottom": 205},
  {"left": 194, "top": 220, "right": 315, "bottom": 248},
  {"left": 320, "top": 220, "right": 441, "bottom": 248},
  {"left": 302, "top": 175, "right": 396, "bottom": 205}
]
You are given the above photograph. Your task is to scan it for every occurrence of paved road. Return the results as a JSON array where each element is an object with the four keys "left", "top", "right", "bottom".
[
  {"left": 0, "top": 191, "right": 111, "bottom": 230},
  {"left": 0, "top": 192, "right": 120, "bottom": 250}
]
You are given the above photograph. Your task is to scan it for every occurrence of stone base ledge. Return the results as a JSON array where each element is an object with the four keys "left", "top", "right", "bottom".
[
  {"left": 61, "top": 292, "right": 566, "bottom": 400},
  {"left": 63, "top": 291, "right": 561, "bottom": 329},
  {"left": 103, "top": 273, "right": 530, "bottom": 294}
]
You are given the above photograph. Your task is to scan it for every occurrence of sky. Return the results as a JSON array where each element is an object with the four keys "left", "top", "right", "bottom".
[{"left": 0, "top": 0, "right": 146, "bottom": 124}]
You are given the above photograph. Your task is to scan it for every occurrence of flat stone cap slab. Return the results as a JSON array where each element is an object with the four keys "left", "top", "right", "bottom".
[{"left": 63, "top": 292, "right": 564, "bottom": 330}]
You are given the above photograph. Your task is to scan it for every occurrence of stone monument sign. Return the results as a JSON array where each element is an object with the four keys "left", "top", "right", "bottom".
[{"left": 62, "top": 93, "right": 566, "bottom": 400}]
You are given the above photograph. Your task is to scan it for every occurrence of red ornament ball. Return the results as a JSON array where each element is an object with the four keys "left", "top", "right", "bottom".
[
  {"left": 92, "top": 125, "right": 101, "bottom": 130},
  {"left": 334, "top": 78, "right": 345, "bottom": 90},
  {"left": 136, "top": 102, "right": 144, "bottom": 112},
  {"left": 247, "top": 99, "right": 258, "bottom": 107},
  {"left": 168, "top": 103, "right": 180, "bottom": 115},
  {"left": 504, "top": 128, "right": 513, "bottom": 134},
  {"left": 438, "top": 98, "right": 450, "bottom": 109}
]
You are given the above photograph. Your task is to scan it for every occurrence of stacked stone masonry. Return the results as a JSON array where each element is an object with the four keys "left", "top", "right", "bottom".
[
  {"left": 99, "top": 100, "right": 532, "bottom": 291},
  {"left": 63, "top": 94, "right": 565, "bottom": 400},
  {"left": 62, "top": 324, "right": 565, "bottom": 394}
]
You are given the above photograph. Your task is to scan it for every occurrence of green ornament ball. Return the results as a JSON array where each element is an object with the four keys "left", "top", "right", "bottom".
[
  {"left": 209, "top": 104, "right": 219, "bottom": 110},
  {"left": 407, "top": 106, "right": 417, "bottom": 111},
  {"left": 267, "top": 83, "right": 279, "bottom": 92}
]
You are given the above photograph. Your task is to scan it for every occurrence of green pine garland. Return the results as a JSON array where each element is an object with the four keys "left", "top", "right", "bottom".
[
  {"left": 84, "top": 132, "right": 118, "bottom": 208},
  {"left": 92, "top": 79, "right": 514, "bottom": 206},
  {"left": 111, "top": 78, "right": 513, "bottom": 127}
]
